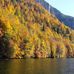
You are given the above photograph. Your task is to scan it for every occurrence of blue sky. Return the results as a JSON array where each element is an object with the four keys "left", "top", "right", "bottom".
[{"left": 45, "top": 0, "right": 74, "bottom": 17}]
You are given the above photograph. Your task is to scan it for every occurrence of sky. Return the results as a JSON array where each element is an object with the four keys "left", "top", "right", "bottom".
[{"left": 45, "top": 0, "right": 74, "bottom": 17}]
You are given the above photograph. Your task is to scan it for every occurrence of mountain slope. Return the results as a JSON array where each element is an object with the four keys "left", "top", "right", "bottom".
[
  {"left": 36, "top": 0, "right": 74, "bottom": 29},
  {"left": 50, "top": 6, "right": 74, "bottom": 29},
  {"left": 0, "top": 0, "right": 74, "bottom": 58}
]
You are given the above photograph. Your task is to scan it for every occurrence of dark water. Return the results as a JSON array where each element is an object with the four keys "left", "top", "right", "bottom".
[{"left": 0, "top": 59, "right": 74, "bottom": 74}]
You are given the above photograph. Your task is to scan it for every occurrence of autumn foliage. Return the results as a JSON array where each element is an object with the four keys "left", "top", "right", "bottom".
[{"left": 0, "top": 0, "right": 74, "bottom": 58}]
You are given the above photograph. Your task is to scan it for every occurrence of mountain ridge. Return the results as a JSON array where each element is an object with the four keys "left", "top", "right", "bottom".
[
  {"left": 50, "top": 6, "right": 74, "bottom": 29},
  {"left": 36, "top": 0, "right": 74, "bottom": 29}
]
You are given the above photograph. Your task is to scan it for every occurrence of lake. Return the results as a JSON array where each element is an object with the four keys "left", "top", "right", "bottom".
[{"left": 0, "top": 59, "right": 74, "bottom": 74}]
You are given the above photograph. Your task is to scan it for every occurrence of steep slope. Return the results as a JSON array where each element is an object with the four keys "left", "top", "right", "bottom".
[
  {"left": 36, "top": 0, "right": 49, "bottom": 10},
  {"left": 50, "top": 6, "right": 74, "bottom": 29},
  {"left": 0, "top": 0, "right": 74, "bottom": 58},
  {"left": 36, "top": 0, "right": 74, "bottom": 29}
]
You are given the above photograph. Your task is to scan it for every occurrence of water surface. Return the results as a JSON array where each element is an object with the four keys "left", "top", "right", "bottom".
[{"left": 0, "top": 59, "right": 74, "bottom": 74}]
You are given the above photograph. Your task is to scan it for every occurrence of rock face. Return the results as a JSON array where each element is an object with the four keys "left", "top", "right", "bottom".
[{"left": 36, "top": 0, "right": 74, "bottom": 29}]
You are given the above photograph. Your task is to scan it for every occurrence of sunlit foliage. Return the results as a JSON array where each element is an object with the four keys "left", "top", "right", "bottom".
[{"left": 0, "top": 0, "right": 74, "bottom": 58}]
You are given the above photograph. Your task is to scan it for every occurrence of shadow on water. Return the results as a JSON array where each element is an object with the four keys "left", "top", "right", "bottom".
[{"left": 0, "top": 58, "right": 74, "bottom": 74}]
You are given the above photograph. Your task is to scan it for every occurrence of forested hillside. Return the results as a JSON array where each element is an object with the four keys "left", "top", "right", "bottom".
[
  {"left": 0, "top": 0, "right": 74, "bottom": 58},
  {"left": 36, "top": 0, "right": 74, "bottom": 29}
]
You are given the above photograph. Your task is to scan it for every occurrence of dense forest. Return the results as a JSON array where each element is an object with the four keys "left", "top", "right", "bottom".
[{"left": 0, "top": 0, "right": 74, "bottom": 58}]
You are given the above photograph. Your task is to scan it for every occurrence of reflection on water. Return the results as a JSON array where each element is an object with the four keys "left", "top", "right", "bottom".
[{"left": 0, "top": 59, "right": 74, "bottom": 74}]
